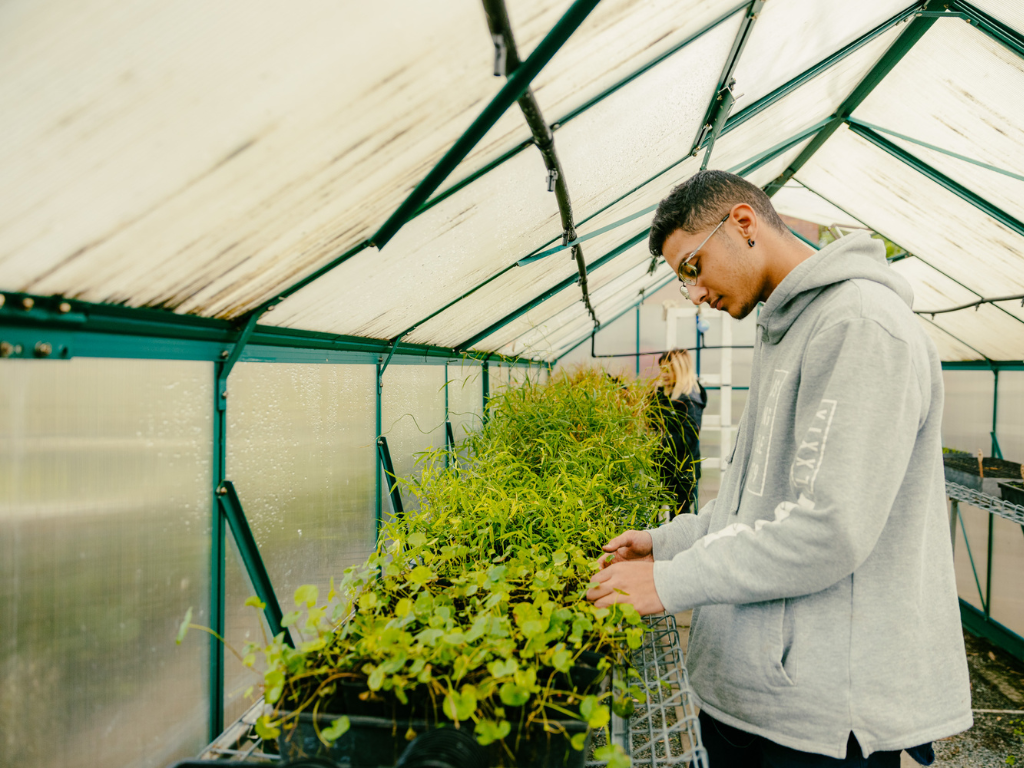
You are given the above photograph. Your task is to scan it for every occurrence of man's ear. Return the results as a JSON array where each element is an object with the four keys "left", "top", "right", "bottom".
[{"left": 730, "top": 203, "right": 758, "bottom": 241}]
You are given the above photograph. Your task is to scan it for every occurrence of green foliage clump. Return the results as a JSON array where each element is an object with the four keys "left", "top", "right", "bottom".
[{"left": 215, "top": 368, "right": 671, "bottom": 759}]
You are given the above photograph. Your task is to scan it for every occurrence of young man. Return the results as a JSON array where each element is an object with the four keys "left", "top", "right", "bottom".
[{"left": 586, "top": 171, "right": 971, "bottom": 766}]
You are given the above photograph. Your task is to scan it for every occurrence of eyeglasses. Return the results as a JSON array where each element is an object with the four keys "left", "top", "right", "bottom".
[{"left": 677, "top": 213, "right": 729, "bottom": 293}]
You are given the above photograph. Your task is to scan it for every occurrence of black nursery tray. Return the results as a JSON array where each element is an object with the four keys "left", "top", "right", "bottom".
[
  {"left": 278, "top": 712, "right": 590, "bottom": 768},
  {"left": 1000, "top": 481, "right": 1024, "bottom": 507},
  {"left": 943, "top": 455, "right": 1022, "bottom": 496}
]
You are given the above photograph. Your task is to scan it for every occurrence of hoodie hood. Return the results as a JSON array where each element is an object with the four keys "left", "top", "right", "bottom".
[{"left": 757, "top": 230, "right": 913, "bottom": 344}]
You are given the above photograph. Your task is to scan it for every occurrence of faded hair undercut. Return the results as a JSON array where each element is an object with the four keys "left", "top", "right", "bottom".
[{"left": 648, "top": 170, "right": 788, "bottom": 258}]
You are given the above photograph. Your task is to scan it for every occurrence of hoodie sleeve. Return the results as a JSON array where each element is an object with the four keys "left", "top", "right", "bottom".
[
  {"left": 652, "top": 318, "right": 923, "bottom": 612},
  {"left": 647, "top": 498, "right": 716, "bottom": 560}
]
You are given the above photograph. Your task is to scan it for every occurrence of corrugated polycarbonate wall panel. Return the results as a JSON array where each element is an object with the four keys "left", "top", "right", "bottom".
[
  {"left": 224, "top": 533, "right": 270, "bottom": 725},
  {"left": 380, "top": 365, "right": 447, "bottom": 517},
  {"left": 855, "top": 20, "right": 1024, "bottom": 224},
  {"left": 0, "top": 359, "right": 212, "bottom": 768},
  {"left": 226, "top": 363, "right": 377, "bottom": 620},
  {"left": 942, "top": 369, "right": 996, "bottom": 455},
  {"left": 0, "top": 0, "right": 508, "bottom": 319},
  {"left": 266, "top": 146, "right": 561, "bottom": 340},
  {"left": 771, "top": 183, "right": 865, "bottom": 229},
  {"left": 989, "top": 514, "right": 1024, "bottom": 638},
  {"left": 953, "top": 502, "right": 989, "bottom": 613},
  {"left": 796, "top": 125, "right": 1024, "bottom": 299},
  {"left": 446, "top": 361, "right": 484, "bottom": 442},
  {"left": 729, "top": 0, "right": 913, "bottom": 114},
  {"left": 443, "top": 0, "right": 744, "bottom": 191},
  {"left": 996, "top": 371, "right": 1024, "bottom": 463}
]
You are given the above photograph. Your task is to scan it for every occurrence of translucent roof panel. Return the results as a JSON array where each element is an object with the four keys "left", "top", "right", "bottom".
[
  {"left": 971, "top": 1, "right": 1024, "bottom": 35},
  {"left": 0, "top": 0, "right": 510, "bottom": 318},
  {"left": 919, "top": 318, "right": 986, "bottom": 361},
  {"left": 889, "top": 257, "right": 978, "bottom": 314},
  {"left": 469, "top": 238, "right": 653, "bottom": 354},
  {"left": 555, "top": 14, "right": 741, "bottom": 220},
  {"left": 854, "top": 19, "right": 1024, "bottom": 224},
  {"left": 927, "top": 304, "right": 1024, "bottom": 361},
  {"left": 731, "top": 0, "right": 912, "bottom": 112},
  {"left": 265, "top": 147, "right": 561, "bottom": 340},
  {"left": 442, "top": 0, "right": 747, "bottom": 191},
  {"left": 406, "top": 221, "right": 648, "bottom": 348},
  {"left": 796, "top": 125, "right": 1024, "bottom": 299},
  {"left": 771, "top": 183, "right": 865, "bottom": 229}
]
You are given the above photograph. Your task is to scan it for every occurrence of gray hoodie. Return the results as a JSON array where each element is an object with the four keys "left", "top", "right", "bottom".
[{"left": 648, "top": 231, "right": 972, "bottom": 758}]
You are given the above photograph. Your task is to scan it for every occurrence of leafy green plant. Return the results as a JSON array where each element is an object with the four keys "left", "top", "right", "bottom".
[{"left": 182, "top": 367, "right": 675, "bottom": 764}]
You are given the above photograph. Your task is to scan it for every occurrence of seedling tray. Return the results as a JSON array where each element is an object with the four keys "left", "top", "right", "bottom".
[
  {"left": 943, "top": 455, "right": 1022, "bottom": 496},
  {"left": 999, "top": 481, "right": 1024, "bottom": 508}
]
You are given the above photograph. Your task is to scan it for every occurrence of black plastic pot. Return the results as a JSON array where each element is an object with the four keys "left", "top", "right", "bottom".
[
  {"left": 279, "top": 712, "right": 590, "bottom": 768},
  {"left": 1000, "top": 480, "right": 1024, "bottom": 507}
]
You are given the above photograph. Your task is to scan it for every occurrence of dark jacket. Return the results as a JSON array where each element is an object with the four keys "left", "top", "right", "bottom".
[{"left": 652, "top": 383, "right": 706, "bottom": 485}]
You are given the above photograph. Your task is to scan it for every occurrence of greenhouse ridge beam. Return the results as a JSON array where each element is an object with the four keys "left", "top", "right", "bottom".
[
  {"left": 952, "top": 1, "right": 1024, "bottom": 60},
  {"left": 764, "top": 8, "right": 939, "bottom": 196},
  {"left": 483, "top": 0, "right": 598, "bottom": 326}
]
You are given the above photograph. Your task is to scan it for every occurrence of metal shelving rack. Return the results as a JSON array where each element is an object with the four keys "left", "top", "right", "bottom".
[{"left": 188, "top": 613, "right": 707, "bottom": 767}]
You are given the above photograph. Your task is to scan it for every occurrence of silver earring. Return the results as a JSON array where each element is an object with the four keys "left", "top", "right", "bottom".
[{"left": 748, "top": 239, "right": 755, "bottom": 247}]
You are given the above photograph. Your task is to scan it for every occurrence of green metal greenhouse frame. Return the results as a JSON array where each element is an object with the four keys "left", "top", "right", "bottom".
[{"left": 2, "top": 0, "right": 1024, "bottom": 744}]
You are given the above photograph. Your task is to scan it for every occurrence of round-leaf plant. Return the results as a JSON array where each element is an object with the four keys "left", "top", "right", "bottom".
[{"left": 236, "top": 368, "right": 675, "bottom": 761}]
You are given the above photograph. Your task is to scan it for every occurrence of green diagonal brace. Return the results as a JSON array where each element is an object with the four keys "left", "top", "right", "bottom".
[
  {"left": 217, "top": 481, "right": 290, "bottom": 644},
  {"left": 764, "top": 9, "right": 938, "bottom": 197}
]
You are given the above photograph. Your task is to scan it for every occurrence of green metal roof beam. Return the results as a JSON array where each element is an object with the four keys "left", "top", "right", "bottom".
[
  {"left": 764, "top": 9, "right": 938, "bottom": 196},
  {"left": 847, "top": 121, "right": 1024, "bottom": 239},
  {"left": 697, "top": 0, "right": 763, "bottom": 169},
  {"left": 0, "top": 290, "right": 545, "bottom": 366},
  {"left": 552, "top": 272, "right": 676, "bottom": 363},
  {"left": 943, "top": 361, "right": 1024, "bottom": 372},
  {"left": 846, "top": 118, "right": 1024, "bottom": 183},
  {"left": 371, "top": 0, "right": 602, "bottom": 249},
  {"left": 458, "top": 230, "right": 649, "bottom": 351},
  {"left": 953, "top": 1, "right": 1024, "bottom": 60}
]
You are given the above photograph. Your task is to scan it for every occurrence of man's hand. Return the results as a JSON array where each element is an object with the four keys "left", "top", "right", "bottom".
[
  {"left": 599, "top": 530, "right": 654, "bottom": 569},
  {"left": 585, "top": 561, "right": 665, "bottom": 615}
]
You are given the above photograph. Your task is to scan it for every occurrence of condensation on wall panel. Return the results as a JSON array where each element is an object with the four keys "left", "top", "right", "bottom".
[
  {"left": 447, "top": 361, "right": 484, "bottom": 442},
  {"left": 952, "top": 502, "right": 990, "bottom": 613},
  {"left": 381, "top": 365, "right": 447, "bottom": 517},
  {"left": 442, "top": 0, "right": 743, "bottom": 191},
  {"left": 996, "top": 372, "right": 1024, "bottom": 464},
  {"left": 0, "top": 358, "right": 212, "bottom": 768},
  {"left": 941, "top": 370, "right": 995, "bottom": 455},
  {"left": 0, "top": 0, "right": 505, "bottom": 318},
  {"left": 855, "top": 20, "right": 1024, "bottom": 225},
  {"left": 226, "top": 363, "right": 377, "bottom": 615},
  {"left": 224, "top": 532, "right": 270, "bottom": 725},
  {"left": 796, "top": 126, "right": 1024, "bottom": 298},
  {"left": 988, "top": 514, "right": 1024, "bottom": 637},
  {"left": 731, "top": 0, "right": 912, "bottom": 114},
  {"left": 266, "top": 147, "right": 561, "bottom": 340}
]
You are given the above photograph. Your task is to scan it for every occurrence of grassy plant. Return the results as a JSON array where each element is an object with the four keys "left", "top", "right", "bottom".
[{"left": 185, "top": 368, "right": 674, "bottom": 764}]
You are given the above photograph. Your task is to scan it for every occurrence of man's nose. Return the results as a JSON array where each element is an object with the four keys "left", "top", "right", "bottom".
[{"left": 685, "top": 283, "right": 707, "bottom": 306}]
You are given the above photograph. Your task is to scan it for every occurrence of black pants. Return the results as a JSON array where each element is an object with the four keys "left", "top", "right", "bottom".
[{"left": 698, "top": 711, "right": 902, "bottom": 767}]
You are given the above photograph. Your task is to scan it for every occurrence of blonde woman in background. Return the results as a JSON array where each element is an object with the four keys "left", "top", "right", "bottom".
[{"left": 652, "top": 348, "right": 706, "bottom": 518}]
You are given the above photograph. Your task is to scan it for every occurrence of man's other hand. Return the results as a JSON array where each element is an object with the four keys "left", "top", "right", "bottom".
[
  {"left": 585, "top": 561, "right": 664, "bottom": 615},
  {"left": 600, "top": 530, "right": 654, "bottom": 569}
]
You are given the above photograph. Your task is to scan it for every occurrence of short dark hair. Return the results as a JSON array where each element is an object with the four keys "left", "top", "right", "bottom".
[{"left": 648, "top": 170, "right": 788, "bottom": 257}]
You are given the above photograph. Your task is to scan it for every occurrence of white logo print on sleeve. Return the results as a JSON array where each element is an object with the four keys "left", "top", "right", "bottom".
[
  {"left": 745, "top": 370, "right": 789, "bottom": 497},
  {"left": 790, "top": 399, "right": 837, "bottom": 497}
]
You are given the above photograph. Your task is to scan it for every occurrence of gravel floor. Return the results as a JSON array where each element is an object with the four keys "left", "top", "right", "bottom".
[{"left": 927, "top": 629, "right": 1024, "bottom": 767}]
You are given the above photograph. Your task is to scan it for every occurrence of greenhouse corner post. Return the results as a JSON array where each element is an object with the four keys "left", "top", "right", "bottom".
[
  {"left": 635, "top": 305, "right": 640, "bottom": 377},
  {"left": 210, "top": 360, "right": 227, "bottom": 741},
  {"left": 375, "top": 360, "right": 383, "bottom": 544}
]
